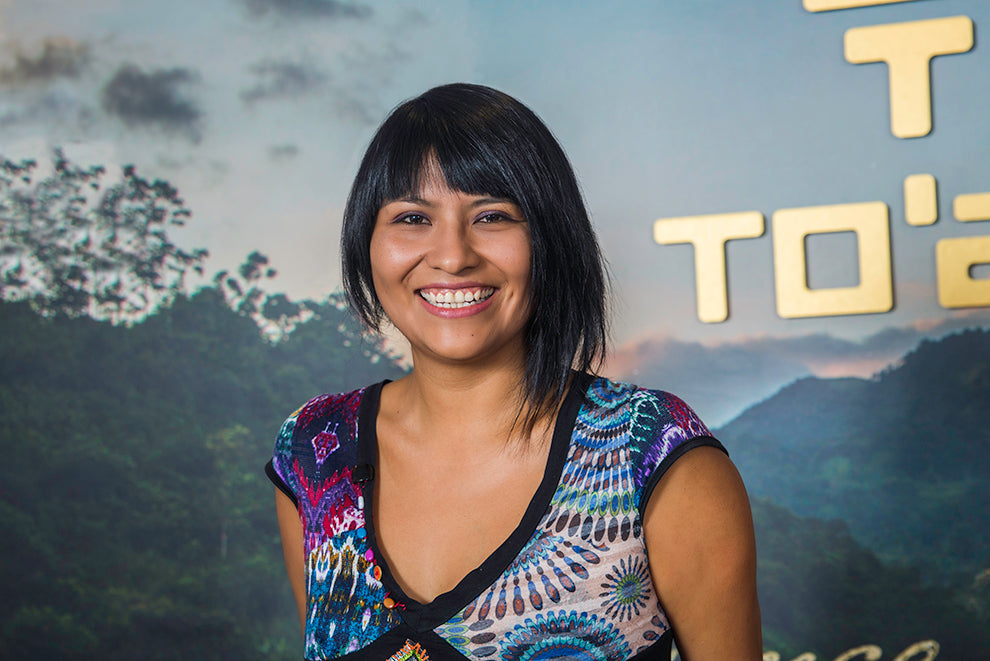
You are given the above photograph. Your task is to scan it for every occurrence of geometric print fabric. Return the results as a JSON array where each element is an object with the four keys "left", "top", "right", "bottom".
[{"left": 268, "top": 374, "right": 723, "bottom": 660}]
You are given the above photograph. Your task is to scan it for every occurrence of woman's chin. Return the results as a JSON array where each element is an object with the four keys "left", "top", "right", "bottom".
[{"left": 407, "top": 336, "right": 525, "bottom": 369}]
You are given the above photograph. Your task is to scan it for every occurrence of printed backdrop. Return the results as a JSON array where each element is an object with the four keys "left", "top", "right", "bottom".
[{"left": 1, "top": 1, "right": 988, "bottom": 660}]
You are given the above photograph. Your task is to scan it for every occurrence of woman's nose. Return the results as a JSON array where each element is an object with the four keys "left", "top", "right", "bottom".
[{"left": 426, "top": 223, "right": 480, "bottom": 273}]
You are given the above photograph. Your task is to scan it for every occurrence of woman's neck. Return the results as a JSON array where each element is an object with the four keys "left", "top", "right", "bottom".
[{"left": 380, "top": 350, "right": 545, "bottom": 456}]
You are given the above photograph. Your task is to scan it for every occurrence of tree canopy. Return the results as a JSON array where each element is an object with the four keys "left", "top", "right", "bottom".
[{"left": 0, "top": 150, "right": 207, "bottom": 322}]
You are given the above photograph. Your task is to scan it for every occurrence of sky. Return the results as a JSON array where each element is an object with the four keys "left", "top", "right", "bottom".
[{"left": 2, "top": 0, "right": 988, "bottom": 423}]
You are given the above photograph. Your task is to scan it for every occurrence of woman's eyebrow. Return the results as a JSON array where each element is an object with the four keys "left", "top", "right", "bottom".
[
  {"left": 468, "top": 196, "right": 515, "bottom": 207},
  {"left": 387, "top": 195, "right": 516, "bottom": 207},
  {"left": 391, "top": 194, "right": 430, "bottom": 205}
]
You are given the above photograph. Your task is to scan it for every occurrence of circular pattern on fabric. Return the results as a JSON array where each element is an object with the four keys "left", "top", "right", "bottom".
[
  {"left": 584, "top": 378, "right": 630, "bottom": 407},
  {"left": 455, "top": 533, "right": 603, "bottom": 625},
  {"left": 642, "top": 614, "right": 670, "bottom": 642},
  {"left": 572, "top": 381, "right": 634, "bottom": 451},
  {"left": 599, "top": 556, "right": 652, "bottom": 622},
  {"left": 500, "top": 611, "right": 630, "bottom": 661}
]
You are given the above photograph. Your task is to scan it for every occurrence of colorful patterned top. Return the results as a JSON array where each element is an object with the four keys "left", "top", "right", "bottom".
[{"left": 266, "top": 373, "right": 725, "bottom": 660}]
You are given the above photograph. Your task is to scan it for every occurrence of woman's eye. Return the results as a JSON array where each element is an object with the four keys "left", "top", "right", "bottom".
[
  {"left": 477, "top": 212, "right": 510, "bottom": 224},
  {"left": 396, "top": 213, "right": 429, "bottom": 225}
]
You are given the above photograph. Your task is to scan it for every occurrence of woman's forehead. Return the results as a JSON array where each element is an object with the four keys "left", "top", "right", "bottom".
[
  {"left": 383, "top": 166, "right": 510, "bottom": 206},
  {"left": 382, "top": 185, "right": 519, "bottom": 211},
  {"left": 380, "top": 150, "right": 518, "bottom": 206}
]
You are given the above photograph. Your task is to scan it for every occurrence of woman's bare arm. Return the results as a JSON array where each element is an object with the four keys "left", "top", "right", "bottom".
[
  {"left": 644, "top": 446, "right": 762, "bottom": 660},
  {"left": 275, "top": 488, "right": 307, "bottom": 632}
]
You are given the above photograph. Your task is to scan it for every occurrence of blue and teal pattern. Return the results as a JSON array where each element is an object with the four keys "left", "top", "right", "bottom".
[
  {"left": 269, "top": 376, "right": 720, "bottom": 660},
  {"left": 433, "top": 378, "right": 718, "bottom": 659}
]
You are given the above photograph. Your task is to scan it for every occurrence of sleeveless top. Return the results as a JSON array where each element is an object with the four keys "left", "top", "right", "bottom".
[{"left": 265, "top": 373, "right": 725, "bottom": 660}]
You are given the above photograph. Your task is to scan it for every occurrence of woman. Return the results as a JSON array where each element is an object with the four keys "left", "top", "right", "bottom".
[{"left": 266, "top": 83, "right": 761, "bottom": 660}]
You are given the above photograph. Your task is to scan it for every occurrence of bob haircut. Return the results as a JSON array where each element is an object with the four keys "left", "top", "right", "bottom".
[{"left": 341, "top": 82, "right": 609, "bottom": 427}]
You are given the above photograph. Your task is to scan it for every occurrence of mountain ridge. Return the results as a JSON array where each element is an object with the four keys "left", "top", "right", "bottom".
[{"left": 720, "top": 327, "right": 990, "bottom": 579}]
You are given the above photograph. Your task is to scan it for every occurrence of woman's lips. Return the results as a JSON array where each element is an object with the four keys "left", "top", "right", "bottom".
[
  {"left": 418, "top": 286, "right": 495, "bottom": 308},
  {"left": 417, "top": 286, "right": 497, "bottom": 317}
]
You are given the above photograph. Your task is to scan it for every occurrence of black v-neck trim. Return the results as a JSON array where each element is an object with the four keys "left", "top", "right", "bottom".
[{"left": 355, "top": 372, "right": 593, "bottom": 632}]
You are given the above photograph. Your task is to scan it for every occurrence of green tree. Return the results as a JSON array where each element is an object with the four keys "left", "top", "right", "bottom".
[
  {"left": 0, "top": 150, "right": 207, "bottom": 322},
  {"left": 211, "top": 251, "right": 311, "bottom": 341},
  {"left": 0, "top": 147, "right": 406, "bottom": 659}
]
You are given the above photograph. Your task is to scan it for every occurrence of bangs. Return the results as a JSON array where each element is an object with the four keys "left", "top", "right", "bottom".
[
  {"left": 369, "top": 103, "right": 528, "bottom": 209},
  {"left": 341, "top": 83, "right": 609, "bottom": 436}
]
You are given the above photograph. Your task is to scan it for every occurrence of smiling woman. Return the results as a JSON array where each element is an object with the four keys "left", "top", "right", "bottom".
[
  {"left": 265, "top": 83, "right": 761, "bottom": 661},
  {"left": 340, "top": 83, "right": 609, "bottom": 428},
  {"left": 369, "top": 180, "right": 533, "bottom": 365}
]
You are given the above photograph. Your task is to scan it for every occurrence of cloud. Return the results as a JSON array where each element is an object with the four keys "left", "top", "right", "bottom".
[
  {"left": 400, "top": 8, "right": 429, "bottom": 26},
  {"left": 268, "top": 144, "right": 300, "bottom": 160},
  {"left": 729, "top": 312, "right": 990, "bottom": 377},
  {"left": 241, "top": 60, "right": 327, "bottom": 105},
  {"left": 607, "top": 336, "right": 812, "bottom": 427},
  {"left": 328, "top": 89, "right": 378, "bottom": 124},
  {"left": 325, "top": 43, "right": 407, "bottom": 124},
  {"left": 0, "top": 88, "right": 91, "bottom": 129},
  {"left": 100, "top": 65, "right": 202, "bottom": 140},
  {"left": 608, "top": 311, "right": 990, "bottom": 426},
  {"left": 238, "top": 0, "right": 371, "bottom": 20},
  {"left": 0, "top": 38, "right": 90, "bottom": 87}
]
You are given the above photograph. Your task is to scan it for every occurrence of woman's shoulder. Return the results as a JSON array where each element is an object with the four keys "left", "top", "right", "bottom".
[
  {"left": 581, "top": 375, "right": 714, "bottom": 441},
  {"left": 272, "top": 382, "right": 381, "bottom": 465},
  {"left": 284, "top": 385, "right": 369, "bottom": 430},
  {"left": 577, "top": 375, "right": 724, "bottom": 510},
  {"left": 268, "top": 383, "right": 381, "bottom": 507}
]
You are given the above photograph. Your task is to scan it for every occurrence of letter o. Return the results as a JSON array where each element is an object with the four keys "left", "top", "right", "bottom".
[{"left": 772, "top": 202, "right": 892, "bottom": 318}]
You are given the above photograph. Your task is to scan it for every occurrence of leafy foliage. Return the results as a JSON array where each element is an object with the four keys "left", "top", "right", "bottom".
[
  {"left": 753, "top": 499, "right": 990, "bottom": 659},
  {"left": 0, "top": 150, "right": 207, "bottom": 322},
  {"left": 0, "top": 293, "right": 403, "bottom": 660},
  {"left": 0, "top": 153, "right": 405, "bottom": 658}
]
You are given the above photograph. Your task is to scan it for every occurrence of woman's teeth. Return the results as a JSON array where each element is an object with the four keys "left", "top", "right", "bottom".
[{"left": 420, "top": 287, "right": 495, "bottom": 308}]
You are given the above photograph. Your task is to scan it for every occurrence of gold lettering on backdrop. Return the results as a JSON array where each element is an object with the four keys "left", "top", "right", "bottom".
[
  {"left": 772, "top": 202, "right": 892, "bottom": 318},
  {"left": 833, "top": 645, "right": 883, "bottom": 661},
  {"left": 903, "top": 174, "right": 937, "bottom": 226},
  {"left": 652, "top": 5, "right": 989, "bottom": 322},
  {"left": 844, "top": 16, "right": 974, "bottom": 138},
  {"left": 804, "top": 0, "right": 919, "bottom": 12},
  {"left": 891, "top": 639, "right": 939, "bottom": 661},
  {"left": 953, "top": 192, "right": 990, "bottom": 221},
  {"left": 761, "top": 639, "right": 939, "bottom": 661},
  {"left": 652, "top": 212, "right": 764, "bottom": 323},
  {"left": 936, "top": 236, "right": 990, "bottom": 308},
  {"left": 656, "top": 178, "right": 990, "bottom": 321}
]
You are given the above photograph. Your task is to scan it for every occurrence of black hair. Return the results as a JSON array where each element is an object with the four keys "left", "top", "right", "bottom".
[{"left": 341, "top": 82, "right": 609, "bottom": 429}]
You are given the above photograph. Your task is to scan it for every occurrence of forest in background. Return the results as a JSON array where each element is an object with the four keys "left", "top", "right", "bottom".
[
  {"left": 3, "top": 297, "right": 988, "bottom": 659},
  {"left": 722, "top": 330, "right": 990, "bottom": 658},
  {"left": 2, "top": 152, "right": 989, "bottom": 659},
  {"left": 726, "top": 329, "right": 990, "bottom": 583},
  {"left": 0, "top": 292, "right": 402, "bottom": 660},
  {"left": 0, "top": 152, "right": 405, "bottom": 659}
]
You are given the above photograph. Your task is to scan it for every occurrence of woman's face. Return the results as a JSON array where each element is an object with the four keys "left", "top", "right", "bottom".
[{"left": 369, "top": 173, "right": 533, "bottom": 366}]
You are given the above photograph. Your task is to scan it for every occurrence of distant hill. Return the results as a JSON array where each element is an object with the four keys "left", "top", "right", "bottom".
[
  {"left": 721, "top": 328, "right": 990, "bottom": 580},
  {"left": 752, "top": 498, "right": 989, "bottom": 659}
]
